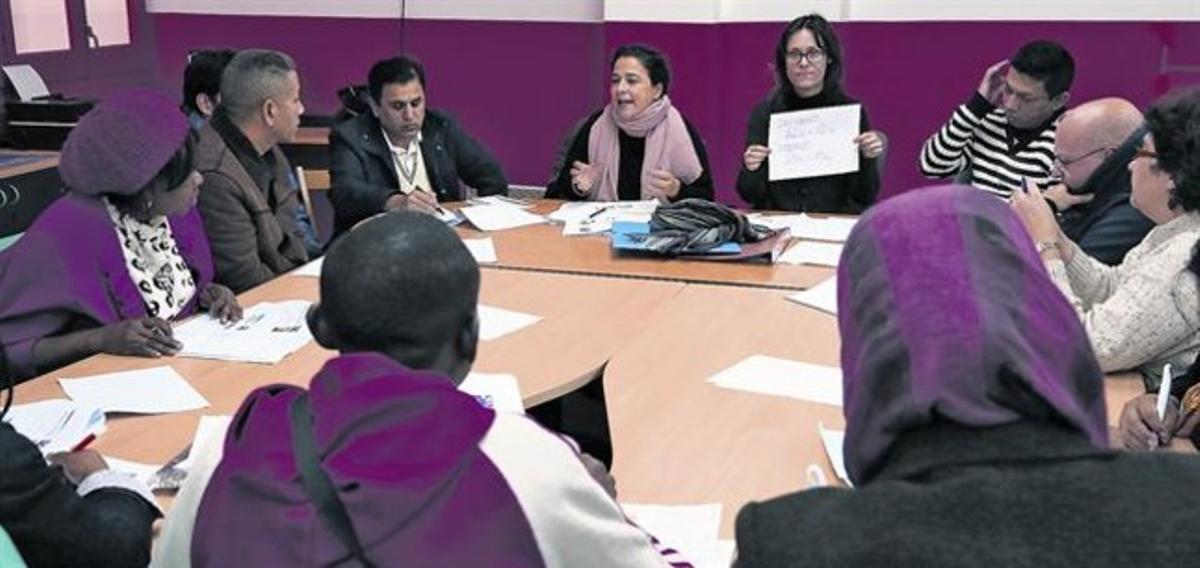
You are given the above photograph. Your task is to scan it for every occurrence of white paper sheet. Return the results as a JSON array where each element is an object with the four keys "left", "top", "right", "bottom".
[
  {"left": 477, "top": 304, "right": 541, "bottom": 342},
  {"left": 786, "top": 276, "right": 838, "bottom": 315},
  {"left": 768, "top": 104, "right": 861, "bottom": 181},
  {"left": 621, "top": 503, "right": 722, "bottom": 551},
  {"left": 104, "top": 457, "right": 162, "bottom": 487},
  {"left": 460, "top": 204, "right": 545, "bottom": 232},
  {"left": 750, "top": 213, "right": 857, "bottom": 243},
  {"left": 818, "top": 423, "right": 852, "bottom": 487},
  {"left": 292, "top": 257, "right": 323, "bottom": 277},
  {"left": 778, "top": 241, "right": 844, "bottom": 267},
  {"left": 59, "top": 366, "right": 209, "bottom": 415},
  {"left": 152, "top": 415, "right": 233, "bottom": 567},
  {"left": 707, "top": 354, "right": 843, "bottom": 407},
  {"left": 468, "top": 195, "right": 533, "bottom": 209},
  {"left": 2, "top": 64, "right": 50, "bottom": 101},
  {"left": 3, "top": 399, "right": 106, "bottom": 454},
  {"left": 174, "top": 301, "right": 313, "bottom": 364},
  {"left": 458, "top": 372, "right": 524, "bottom": 414},
  {"left": 547, "top": 200, "right": 659, "bottom": 224},
  {"left": 621, "top": 503, "right": 730, "bottom": 567},
  {"left": 463, "top": 237, "right": 498, "bottom": 263}
]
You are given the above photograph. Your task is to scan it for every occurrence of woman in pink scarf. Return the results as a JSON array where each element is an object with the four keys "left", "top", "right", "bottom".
[{"left": 546, "top": 44, "right": 713, "bottom": 202}]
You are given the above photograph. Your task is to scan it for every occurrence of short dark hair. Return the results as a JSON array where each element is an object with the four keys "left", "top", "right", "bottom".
[
  {"left": 1145, "top": 87, "right": 1200, "bottom": 213},
  {"left": 109, "top": 135, "right": 197, "bottom": 216},
  {"left": 220, "top": 49, "right": 297, "bottom": 122},
  {"left": 612, "top": 44, "right": 671, "bottom": 95},
  {"left": 774, "top": 13, "right": 845, "bottom": 97},
  {"left": 318, "top": 211, "right": 480, "bottom": 365},
  {"left": 368, "top": 56, "right": 426, "bottom": 103},
  {"left": 181, "top": 48, "right": 237, "bottom": 114},
  {"left": 1010, "top": 40, "right": 1075, "bottom": 98}
]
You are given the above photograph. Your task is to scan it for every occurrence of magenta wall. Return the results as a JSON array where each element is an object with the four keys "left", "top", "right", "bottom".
[{"left": 150, "top": 14, "right": 1200, "bottom": 204}]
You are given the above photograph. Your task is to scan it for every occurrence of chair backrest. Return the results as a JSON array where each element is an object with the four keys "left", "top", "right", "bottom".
[
  {"left": 0, "top": 525, "right": 28, "bottom": 568},
  {"left": 295, "top": 166, "right": 330, "bottom": 228}
]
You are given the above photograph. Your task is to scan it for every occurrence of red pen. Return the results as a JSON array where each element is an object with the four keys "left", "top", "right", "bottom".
[{"left": 71, "top": 433, "right": 96, "bottom": 452}]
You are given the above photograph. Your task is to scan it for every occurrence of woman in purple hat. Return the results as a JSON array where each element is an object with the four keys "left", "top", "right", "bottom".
[{"left": 0, "top": 89, "right": 240, "bottom": 383}]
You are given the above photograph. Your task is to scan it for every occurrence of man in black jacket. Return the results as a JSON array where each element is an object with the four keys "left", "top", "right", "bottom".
[
  {"left": 0, "top": 347, "right": 160, "bottom": 567},
  {"left": 1044, "top": 98, "right": 1154, "bottom": 265},
  {"left": 328, "top": 55, "right": 508, "bottom": 238}
]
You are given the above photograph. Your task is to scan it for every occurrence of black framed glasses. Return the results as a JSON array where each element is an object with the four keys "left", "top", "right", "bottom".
[
  {"left": 785, "top": 48, "right": 826, "bottom": 65},
  {"left": 1054, "top": 146, "right": 1110, "bottom": 170},
  {"left": 1133, "top": 148, "right": 1159, "bottom": 161}
]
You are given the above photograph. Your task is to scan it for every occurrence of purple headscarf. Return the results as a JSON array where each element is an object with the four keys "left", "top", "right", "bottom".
[
  {"left": 192, "top": 352, "right": 544, "bottom": 566},
  {"left": 837, "top": 185, "right": 1108, "bottom": 485}
]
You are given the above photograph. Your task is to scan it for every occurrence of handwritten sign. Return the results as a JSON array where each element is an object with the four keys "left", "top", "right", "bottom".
[{"left": 768, "top": 104, "right": 860, "bottom": 181}]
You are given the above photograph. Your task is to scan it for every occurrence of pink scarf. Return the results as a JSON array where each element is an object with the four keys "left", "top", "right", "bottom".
[{"left": 586, "top": 95, "right": 703, "bottom": 202}]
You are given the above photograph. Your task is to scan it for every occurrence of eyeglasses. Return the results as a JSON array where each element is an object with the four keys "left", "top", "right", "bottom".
[
  {"left": 1133, "top": 148, "right": 1159, "bottom": 161},
  {"left": 1054, "top": 146, "right": 1110, "bottom": 170},
  {"left": 785, "top": 48, "right": 827, "bottom": 65}
]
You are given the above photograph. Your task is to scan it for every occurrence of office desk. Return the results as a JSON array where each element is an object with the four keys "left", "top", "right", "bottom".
[
  {"left": 605, "top": 284, "right": 1153, "bottom": 538},
  {"left": 461, "top": 200, "right": 834, "bottom": 290},
  {"left": 13, "top": 268, "right": 683, "bottom": 476}
]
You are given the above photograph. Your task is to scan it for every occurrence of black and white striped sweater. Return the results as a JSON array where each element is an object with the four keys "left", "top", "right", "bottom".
[{"left": 920, "top": 93, "right": 1062, "bottom": 199}]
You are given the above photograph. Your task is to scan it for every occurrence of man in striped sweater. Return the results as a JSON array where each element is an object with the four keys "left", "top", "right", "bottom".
[{"left": 920, "top": 41, "right": 1075, "bottom": 199}]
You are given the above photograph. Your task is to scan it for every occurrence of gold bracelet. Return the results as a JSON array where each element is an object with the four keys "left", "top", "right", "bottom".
[{"left": 1035, "top": 240, "right": 1060, "bottom": 255}]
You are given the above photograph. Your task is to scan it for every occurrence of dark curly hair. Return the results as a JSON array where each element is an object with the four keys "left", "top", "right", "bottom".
[{"left": 1145, "top": 87, "right": 1200, "bottom": 213}]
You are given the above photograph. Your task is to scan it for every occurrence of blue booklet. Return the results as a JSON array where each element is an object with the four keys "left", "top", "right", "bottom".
[{"left": 610, "top": 221, "right": 742, "bottom": 254}]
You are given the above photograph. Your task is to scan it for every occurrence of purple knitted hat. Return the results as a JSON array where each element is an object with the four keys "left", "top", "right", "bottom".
[{"left": 59, "top": 89, "right": 189, "bottom": 196}]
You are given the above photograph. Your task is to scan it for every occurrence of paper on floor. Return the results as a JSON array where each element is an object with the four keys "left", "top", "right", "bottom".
[
  {"left": 174, "top": 300, "right": 313, "bottom": 364},
  {"left": 778, "top": 241, "right": 844, "bottom": 267},
  {"left": 478, "top": 304, "right": 541, "bottom": 341},
  {"left": 708, "top": 355, "right": 842, "bottom": 407},
  {"left": 3, "top": 399, "right": 106, "bottom": 454},
  {"left": 458, "top": 372, "right": 524, "bottom": 414},
  {"left": 460, "top": 204, "right": 546, "bottom": 232},
  {"left": 786, "top": 275, "right": 838, "bottom": 315},
  {"left": 59, "top": 366, "right": 208, "bottom": 414}
]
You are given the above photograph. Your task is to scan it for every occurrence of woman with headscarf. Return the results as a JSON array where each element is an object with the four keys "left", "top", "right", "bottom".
[
  {"left": 1011, "top": 88, "right": 1200, "bottom": 451},
  {"left": 736, "top": 14, "right": 884, "bottom": 213},
  {"left": 734, "top": 185, "right": 1200, "bottom": 566},
  {"left": 545, "top": 44, "right": 713, "bottom": 203},
  {"left": 0, "top": 90, "right": 241, "bottom": 383}
]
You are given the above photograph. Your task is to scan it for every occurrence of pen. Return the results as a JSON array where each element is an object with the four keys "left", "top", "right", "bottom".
[
  {"left": 71, "top": 433, "right": 96, "bottom": 452},
  {"left": 1157, "top": 363, "right": 1174, "bottom": 421},
  {"left": 585, "top": 206, "right": 612, "bottom": 222}
]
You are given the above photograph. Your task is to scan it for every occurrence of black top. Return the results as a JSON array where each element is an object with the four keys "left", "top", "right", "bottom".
[
  {"left": 0, "top": 423, "right": 159, "bottom": 567},
  {"left": 735, "top": 420, "right": 1200, "bottom": 567},
  {"left": 545, "top": 109, "right": 714, "bottom": 202},
  {"left": 328, "top": 110, "right": 508, "bottom": 238},
  {"left": 736, "top": 89, "right": 879, "bottom": 213},
  {"left": 211, "top": 110, "right": 280, "bottom": 203}
]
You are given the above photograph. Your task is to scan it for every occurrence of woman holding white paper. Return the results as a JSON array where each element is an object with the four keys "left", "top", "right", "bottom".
[
  {"left": 0, "top": 90, "right": 241, "bottom": 383},
  {"left": 736, "top": 14, "right": 883, "bottom": 213},
  {"left": 545, "top": 44, "right": 714, "bottom": 203}
]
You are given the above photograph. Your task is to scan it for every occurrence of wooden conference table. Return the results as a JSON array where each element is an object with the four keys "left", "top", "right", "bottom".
[
  {"left": 605, "top": 284, "right": 1150, "bottom": 537},
  {"left": 457, "top": 200, "right": 834, "bottom": 290},
  {"left": 15, "top": 268, "right": 684, "bottom": 486},
  {"left": 13, "top": 204, "right": 1151, "bottom": 542}
]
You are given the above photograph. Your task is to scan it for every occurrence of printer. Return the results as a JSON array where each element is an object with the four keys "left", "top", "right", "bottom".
[{"left": 2, "top": 64, "right": 94, "bottom": 150}]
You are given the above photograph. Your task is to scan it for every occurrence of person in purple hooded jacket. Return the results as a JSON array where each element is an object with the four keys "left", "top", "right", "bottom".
[
  {"left": 0, "top": 89, "right": 241, "bottom": 383},
  {"left": 192, "top": 211, "right": 686, "bottom": 567}
]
